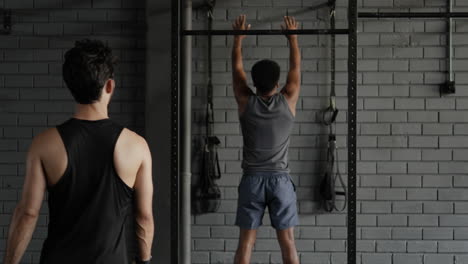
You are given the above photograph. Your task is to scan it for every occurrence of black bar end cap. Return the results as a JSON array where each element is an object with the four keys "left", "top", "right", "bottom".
[
  {"left": 1, "top": 9, "right": 12, "bottom": 35},
  {"left": 440, "top": 81, "right": 456, "bottom": 96}
]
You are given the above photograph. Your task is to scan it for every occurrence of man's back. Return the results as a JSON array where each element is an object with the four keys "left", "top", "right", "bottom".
[
  {"left": 41, "top": 120, "right": 144, "bottom": 190},
  {"left": 240, "top": 93, "right": 295, "bottom": 172},
  {"left": 36, "top": 118, "right": 147, "bottom": 264},
  {"left": 3, "top": 39, "right": 153, "bottom": 264},
  {"left": 231, "top": 16, "right": 301, "bottom": 264}
]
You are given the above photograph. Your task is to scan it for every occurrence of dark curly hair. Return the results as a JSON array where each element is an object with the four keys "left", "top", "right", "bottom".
[
  {"left": 63, "top": 39, "right": 118, "bottom": 104},
  {"left": 251, "top": 59, "right": 281, "bottom": 95}
]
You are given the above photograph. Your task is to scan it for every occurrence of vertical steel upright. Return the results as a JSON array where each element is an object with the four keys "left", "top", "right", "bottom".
[
  {"left": 447, "top": 0, "right": 454, "bottom": 83},
  {"left": 180, "top": 0, "right": 192, "bottom": 263},
  {"left": 171, "top": 0, "right": 180, "bottom": 262},
  {"left": 347, "top": 0, "right": 358, "bottom": 263}
]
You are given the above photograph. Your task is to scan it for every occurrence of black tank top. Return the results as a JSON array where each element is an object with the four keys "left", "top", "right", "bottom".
[{"left": 40, "top": 118, "right": 136, "bottom": 264}]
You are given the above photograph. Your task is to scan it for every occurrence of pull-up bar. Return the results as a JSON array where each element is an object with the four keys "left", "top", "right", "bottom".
[
  {"left": 182, "top": 11, "right": 468, "bottom": 36},
  {"left": 182, "top": 29, "right": 349, "bottom": 35},
  {"left": 183, "top": 0, "right": 344, "bottom": 36}
]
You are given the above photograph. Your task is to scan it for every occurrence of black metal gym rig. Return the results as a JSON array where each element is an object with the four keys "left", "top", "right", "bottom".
[
  {"left": 169, "top": 0, "right": 468, "bottom": 263},
  {"left": 173, "top": 0, "right": 358, "bottom": 263}
]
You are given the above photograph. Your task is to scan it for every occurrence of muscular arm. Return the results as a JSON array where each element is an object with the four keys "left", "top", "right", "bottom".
[
  {"left": 280, "top": 17, "right": 301, "bottom": 114},
  {"left": 134, "top": 139, "right": 154, "bottom": 261},
  {"left": 4, "top": 137, "right": 46, "bottom": 264},
  {"left": 282, "top": 37, "right": 301, "bottom": 99},
  {"left": 232, "top": 37, "right": 251, "bottom": 101},
  {"left": 232, "top": 15, "right": 252, "bottom": 113}
]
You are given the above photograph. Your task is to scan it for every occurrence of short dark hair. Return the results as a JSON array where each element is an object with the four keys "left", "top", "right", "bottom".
[
  {"left": 251, "top": 59, "right": 281, "bottom": 95},
  {"left": 63, "top": 39, "right": 118, "bottom": 104}
]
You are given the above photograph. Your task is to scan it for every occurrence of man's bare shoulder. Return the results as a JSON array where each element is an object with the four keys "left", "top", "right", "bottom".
[
  {"left": 120, "top": 128, "right": 146, "bottom": 145},
  {"left": 119, "top": 128, "right": 151, "bottom": 156},
  {"left": 29, "top": 128, "right": 62, "bottom": 155}
]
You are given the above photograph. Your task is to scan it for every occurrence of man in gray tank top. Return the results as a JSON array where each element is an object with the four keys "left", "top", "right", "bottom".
[{"left": 232, "top": 15, "right": 302, "bottom": 264}]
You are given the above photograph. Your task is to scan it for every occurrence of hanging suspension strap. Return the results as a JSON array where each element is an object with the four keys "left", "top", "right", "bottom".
[
  {"left": 319, "top": 0, "right": 347, "bottom": 212},
  {"left": 205, "top": 1, "right": 221, "bottom": 183},
  {"left": 322, "top": 0, "right": 338, "bottom": 126},
  {"left": 193, "top": 0, "right": 222, "bottom": 214}
]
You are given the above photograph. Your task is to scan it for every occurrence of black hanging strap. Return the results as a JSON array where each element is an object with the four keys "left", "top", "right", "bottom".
[
  {"left": 204, "top": 2, "right": 221, "bottom": 181},
  {"left": 206, "top": 5, "right": 214, "bottom": 137},
  {"left": 322, "top": 0, "right": 338, "bottom": 126},
  {"left": 192, "top": 2, "right": 222, "bottom": 215},
  {"left": 320, "top": 1, "right": 347, "bottom": 212}
]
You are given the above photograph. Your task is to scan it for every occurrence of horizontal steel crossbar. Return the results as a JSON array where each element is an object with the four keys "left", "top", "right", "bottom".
[
  {"left": 182, "top": 29, "right": 350, "bottom": 36},
  {"left": 359, "top": 12, "right": 468, "bottom": 18}
]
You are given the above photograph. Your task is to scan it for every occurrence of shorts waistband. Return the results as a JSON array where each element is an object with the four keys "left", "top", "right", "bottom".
[{"left": 243, "top": 171, "right": 290, "bottom": 177}]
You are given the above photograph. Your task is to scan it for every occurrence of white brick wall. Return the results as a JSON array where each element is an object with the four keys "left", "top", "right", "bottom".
[{"left": 191, "top": 0, "right": 468, "bottom": 263}]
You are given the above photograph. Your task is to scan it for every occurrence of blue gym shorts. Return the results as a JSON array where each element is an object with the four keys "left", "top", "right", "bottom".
[{"left": 235, "top": 171, "right": 299, "bottom": 230}]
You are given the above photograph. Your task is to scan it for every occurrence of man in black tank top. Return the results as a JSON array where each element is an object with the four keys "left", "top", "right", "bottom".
[
  {"left": 232, "top": 16, "right": 302, "bottom": 264},
  {"left": 3, "top": 39, "right": 154, "bottom": 264}
]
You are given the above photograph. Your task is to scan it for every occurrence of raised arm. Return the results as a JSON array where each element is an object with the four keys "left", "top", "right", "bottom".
[
  {"left": 4, "top": 135, "right": 47, "bottom": 264},
  {"left": 280, "top": 16, "right": 301, "bottom": 113},
  {"left": 232, "top": 15, "right": 253, "bottom": 113},
  {"left": 134, "top": 138, "right": 154, "bottom": 263}
]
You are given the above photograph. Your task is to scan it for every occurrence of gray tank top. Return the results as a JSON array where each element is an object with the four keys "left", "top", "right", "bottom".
[{"left": 239, "top": 93, "right": 295, "bottom": 172}]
